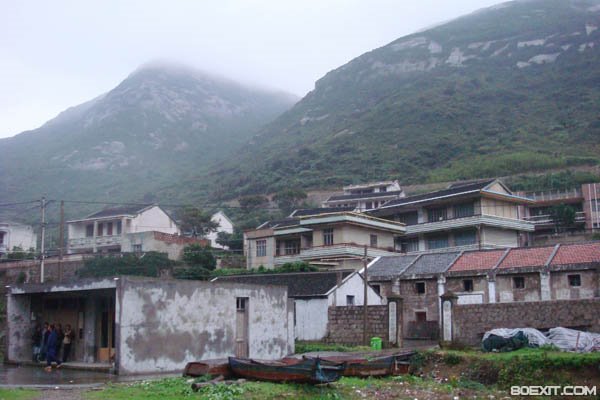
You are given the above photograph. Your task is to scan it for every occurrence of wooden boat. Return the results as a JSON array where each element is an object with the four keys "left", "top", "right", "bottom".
[
  {"left": 183, "top": 359, "right": 231, "bottom": 378},
  {"left": 228, "top": 356, "right": 345, "bottom": 384},
  {"left": 306, "top": 352, "right": 414, "bottom": 377}
]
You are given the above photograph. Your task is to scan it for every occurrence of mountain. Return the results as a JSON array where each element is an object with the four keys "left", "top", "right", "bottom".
[
  {"left": 0, "top": 63, "right": 297, "bottom": 211},
  {"left": 207, "top": 0, "right": 600, "bottom": 199}
]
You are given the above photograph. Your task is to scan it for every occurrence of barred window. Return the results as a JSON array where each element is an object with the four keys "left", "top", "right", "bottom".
[
  {"left": 256, "top": 240, "right": 267, "bottom": 257},
  {"left": 323, "top": 228, "right": 334, "bottom": 246}
]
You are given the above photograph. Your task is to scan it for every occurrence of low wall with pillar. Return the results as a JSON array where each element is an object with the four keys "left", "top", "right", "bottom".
[
  {"left": 440, "top": 294, "right": 600, "bottom": 346},
  {"left": 324, "top": 300, "right": 403, "bottom": 347}
]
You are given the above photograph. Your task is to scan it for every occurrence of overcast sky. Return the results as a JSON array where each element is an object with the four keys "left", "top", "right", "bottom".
[{"left": 0, "top": 0, "right": 502, "bottom": 138}]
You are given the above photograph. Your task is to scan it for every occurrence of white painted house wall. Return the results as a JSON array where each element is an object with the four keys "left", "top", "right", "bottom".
[
  {"left": 0, "top": 223, "right": 37, "bottom": 254},
  {"left": 329, "top": 272, "right": 383, "bottom": 306},
  {"left": 130, "top": 206, "right": 179, "bottom": 235},
  {"left": 294, "top": 298, "right": 329, "bottom": 341},
  {"left": 206, "top": 211, "right": 234, "bottom": 249}
]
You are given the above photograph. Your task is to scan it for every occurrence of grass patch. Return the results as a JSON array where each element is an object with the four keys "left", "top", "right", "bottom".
[
  {"left": 295, "top": 342, "right": 371, "bottom": 354},
  {"left": 0, "top": 389, "right": 38, "bottom": 400},
  {"left": 85, "top": 378, "right": 195, "bottom": 400}
]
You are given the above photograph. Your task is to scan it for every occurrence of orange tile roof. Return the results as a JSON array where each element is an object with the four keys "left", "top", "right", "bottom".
[
  {"left": 498, "top": 246, "right": 555, "bottom": 269},
  {"left": 550, "top": 242, "right": 600, "bottom": 266},
  {"left": 449, "top": 249, "right": 506, "bottom": 272}
]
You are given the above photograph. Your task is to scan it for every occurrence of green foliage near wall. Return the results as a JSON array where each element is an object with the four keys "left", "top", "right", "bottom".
[
  {"left": 76, "top": 252, "right": 175, "bottom": 278},
  {"left": 508, "top": 170, "right": 600, "bottom": 192},
  {"left": 181, "top": 244, "right": 217, "bottom": 270}
]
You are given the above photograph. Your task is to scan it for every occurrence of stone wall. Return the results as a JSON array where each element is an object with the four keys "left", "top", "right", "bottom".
[
  {"left": 0, "top": 259, "right": 84, "bottom": 285},
  {"left": 451, "top": 298, "right": 600, "bottom": 346},
  {"left": 324, "top": 305, "right": 389, "bottom": 346}
]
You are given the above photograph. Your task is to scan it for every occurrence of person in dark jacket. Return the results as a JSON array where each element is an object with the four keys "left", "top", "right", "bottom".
[
  {"left": 31, "top": 325, "right": 42, "bottom": 362},
  {"left": 44, "top": 325, "right": 62, "bottom": 371},
  {"left": 55, "top": 323, "right": 64, "bottom": 358},
  {"left": 40, "top": 322, "right": 50, "bottom": 362}
]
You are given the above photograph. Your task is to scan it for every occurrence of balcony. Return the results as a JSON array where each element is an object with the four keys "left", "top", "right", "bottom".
[
  {"left": 404, "top": 214, "right": 535, "bottom": 235},
  {"left": 524, "top": 188, "right": 583, "bottom": 202},
  {"left": 524, "top": 211, "right": 586, "bottom": 226},
  {"left": 273, "top": 243, "right": 398, "bottom": 265},
  {"left": 68, "top": 235, "right": 122, "bottom": 249}
]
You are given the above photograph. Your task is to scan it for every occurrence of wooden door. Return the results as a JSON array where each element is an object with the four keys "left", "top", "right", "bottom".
[
  {"left": 235, "top": 298, "right": 249, "bottom": 358},
  {"left": 97, "top": 296, "right": 115, "bottom": 362}
]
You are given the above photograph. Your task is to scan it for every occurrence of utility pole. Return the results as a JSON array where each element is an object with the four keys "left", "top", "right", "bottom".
[
  {"left": 40, "top": 197, "right": 46, "bottom": 283},
  {"left": 58, "top": 200, "right": 65, "bottom": 282},
  {"left": 362, "top": 244, "right": 368, "bottom": 346}
]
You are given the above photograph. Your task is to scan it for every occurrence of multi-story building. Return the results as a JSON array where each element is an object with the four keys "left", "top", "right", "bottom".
[
  {"left": 0, "top": 222, "right": 37, "bottom": 258},
  {"left": 518, "top": 182, "right": 600, "bottom": 244},
  {"left": 67, "top": 205, "right": 180, "bottom": 254},
  {"left": 322, "top": 180, "right": 405, "bottom": 211},
  {"left": 244, "top": 211, "right": 406, "bottom": 270},
  {"left": 369, "top": 179, "right": 536, "bottom": 253}
]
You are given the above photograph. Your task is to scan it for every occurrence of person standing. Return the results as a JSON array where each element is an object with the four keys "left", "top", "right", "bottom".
[
  {"left": 62, "top": 324, "right": 75, "bottom": 363},
  {"left": 44, "top": 324, "right": 62, "bottom": 371},
  {"left": 40, "top": 322, "right": 50, "bottom": 362},
  {"left": 55, "top": 323, "right": 64, "bottom": 359},
  {"left": 31, "top": 325, "right": 42, "bottom": 362}
]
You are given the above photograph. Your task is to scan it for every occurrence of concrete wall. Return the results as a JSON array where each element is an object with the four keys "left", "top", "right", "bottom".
[
  {"left": 445, "top": 275, "right": 490, "bottom": 303},
  {"left": 246, "top": 236, "right": 275, "bottom": 269},
  {"left": 130, "top": 206, "right": 179, "bottom": 235},
  {"left": 451, "top": 298, "right": 600, "bottom": 346},
  {"left": 6, "top": 294, "right": 31, "bottom": 362},
  {"left": 496, "top": 272, "right": 541, "bottom": 302},
  {"left": 116, "top": 277, "right": 292, "bottom": 375},
  {"left": 295, "top": 298, "right": 328, "bottom": 341},
  {"left": 399, "top": 279, "right": 440, "bottom": 339},
  {"left": 550, "top": 270, "right": 598, "bottom": 300},
  {"left": 329, "top": 272, "right": 383, "bottom": 307}
]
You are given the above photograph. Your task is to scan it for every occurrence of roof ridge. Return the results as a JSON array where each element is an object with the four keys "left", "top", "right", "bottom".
[
  {"left": 545, "top": 243, "right": 562, "bottom": 268},
  {"left": 492, "top": 248, "right": 511, "bottom": 272}
]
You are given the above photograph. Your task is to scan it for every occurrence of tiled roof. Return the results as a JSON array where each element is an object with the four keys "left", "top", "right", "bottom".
[
  {"left": 449, "top": 249, "right": 507, "bottom": 272},
  {"left": 86, "top": 205, "right": 151, "bottom": 219},
  {"left": 402, "top": 252, "right": 460, "bottom": 276},
  {"left": 257, "top": 218, "right": 300, "bottom": 229},
  {"left": 327, "top": 190, "right": 404, "bottom": 202},
  {"left": 212, "top": 271, "right": 354, "bottom": 297},
  {"left": 498, "top": 246, "right": 555, "bottom": 269},
  {"left": 550, "top": 242, "right": 600, "bottom": 266},
  {"left": 368, "top": 255, "right": 420, "bottom": 279},
  {"left": 375, "top": 179, "right": 496, "bottom": 209},
  {"left": 290, "top": 207, "right": 355, "bottom": 217}
]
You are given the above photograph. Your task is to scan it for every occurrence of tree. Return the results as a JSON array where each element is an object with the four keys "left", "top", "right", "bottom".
[
  {"left": 77, "top": 252, "right": 174, "bottom": 278},
  {"left": 216, "top": 230, "right": 244, "bottom": 251},
  {"left": 550, "top": 204, "right": 576, "bottom": 233},
  {"left": 178, "top": 207, "right": 219, "bottom": 237},
  {"left": 273, "top": 189, "right": 308, "bottom": 214},
  {"left": 182, "top": 244, "right": 217, "bottom": 270}
]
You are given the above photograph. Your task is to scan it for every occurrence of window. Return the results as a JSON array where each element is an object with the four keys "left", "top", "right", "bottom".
[
  {"left": 415, "top": 311, "right": 427, "bottom": 322},
  {"left": 370, "top": 234, "right": 378, "bottom": 248},
  {"left": 513, "top": 276, "right": 525, "bottom": 289},
  {"left": 132, "top": 244, "right": 142, "bottom": 253},
  {"left": 454, "top": 202, "right": 475, "bottom": 218},
  {"left": 346, "top": 295, "right": 355, "bottom": 306},
  {"left": 256, "top": 240, "right": 267, "bottom": 257},
  {"left": 97, "top": 223, "right": 104, "bottom": 236},
  {"left": 400, "top": 238, "right": 419, "bottom": 253},
  {"left": 85, "top": 224, "right": 94, "bottom": 237},
  {"left": 427, "top": 235, "right": 449, "bottom": 250},
  {"left": 568, "top": 274, "right": 581, "bottom": 287},
  {"left": 236, "top": 297, "right": 248, "bottom": 311},
  {"left": 380, "top": 187, "right": 387, "bottom": 193},
  {"left": 454, "top": 230, "right": 477, "bottom": 246},
  {"left": 463, "top": 279, "right": 474, "bottom": 292},
  {"left": 284, "top": 240, "right": 300, "bottom": 255},
  {"left": 106, "top": 222, "right": 113, "bottom": 236},
  {"left": 116, "top": 221, "right": 122, "bottom": 235},
  {"left": 323, "top": 228, "right": 334, "bottom": 246},
  {"left": 428, "top": 207, "right": 447, "bottom": 222},
  {"left": 415, "top": 282, "right": 426, "bottom": 294}
]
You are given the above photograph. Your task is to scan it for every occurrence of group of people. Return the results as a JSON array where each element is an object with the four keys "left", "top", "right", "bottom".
[{"left": 31, "top": 322, "right": 75, "bottom": 371}]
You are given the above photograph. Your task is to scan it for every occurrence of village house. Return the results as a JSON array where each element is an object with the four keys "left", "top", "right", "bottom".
[
  {"left": 66, "top": 205, "right": 180, "bottom": 255},
  {"left": 213, "top": 270, "right": 382, "bottom": 341},
  {"left": 5, "top": 276, "right": 293, "bottom": 375},
  {"left": 244, "top": 211, "right": 406, "bottom": 270},
  {"left": 366, "top": 242, "right": 600, "bottom": 340},
  {"left": 0, "top": 222, "right": 37, "bottom": 258},
  {"left": 322, "top": 180, "right": 405, "bottom": 211},
  {"left": 517, "top": 182, "right": 600, "bottom": 245},
  {"left": 369, "top": 179, "right": 536, "bottom": 253},
  {"left": 205, "top": 210, "right": 234, "bottom": 249}
]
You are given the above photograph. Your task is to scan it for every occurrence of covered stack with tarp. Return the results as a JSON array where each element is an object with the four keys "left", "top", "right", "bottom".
[
  {"left": 482, "top": 328, "right": 549, "bottom": 352},
  {"left": 547, "top": 327, "right": 600, "bottom": 353}
]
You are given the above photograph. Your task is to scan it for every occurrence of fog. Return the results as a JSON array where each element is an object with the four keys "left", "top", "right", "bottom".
[{"left": 0, "top": 0, "right": 502, "bottom": 138}]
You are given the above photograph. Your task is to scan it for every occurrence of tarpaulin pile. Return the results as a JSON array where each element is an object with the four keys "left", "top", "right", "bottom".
[{"left": 482, "top": 327, "right": 600, "bottom": 353}]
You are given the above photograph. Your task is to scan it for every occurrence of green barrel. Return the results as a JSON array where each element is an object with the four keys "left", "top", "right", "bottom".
[{"left": 370, "top": 337, "right": 382, "bottom": 350}]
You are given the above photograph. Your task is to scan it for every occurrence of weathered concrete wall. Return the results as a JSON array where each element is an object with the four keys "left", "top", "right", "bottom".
[
  {"left": 324, "top": 305, "right": 389, "bottom": 346},
  {"left": 0, "top": 259, "right": 85, "bottom": 285},
  {"left": 330, "top": 273, "right": 383, "bottom": 307},
  {"left": 550, "top": 270, "right": 598, "bottom": 300},
  {"left": 452, "top": 298, "right": 600, "bottom": 346},
  {"left": 6, "top": 294, "right": 31, "bottom": 362},
  {"left": 481, "top": 226, "right": 518, "bottom": 247},
  {"left": 116, "top": 277, "right": 291, "bottom": 375},
  {"left": 295, "top": 298, "right": 328, "bottom": 341},
  {"left": 400, "top": 279, "right": 439, "bottom": 339},
  {"left": 496, "top": 272, "right": 540, "bottom": 302},
  {"left": 446, "top": 275, "right": 489, "bottom": 303}
]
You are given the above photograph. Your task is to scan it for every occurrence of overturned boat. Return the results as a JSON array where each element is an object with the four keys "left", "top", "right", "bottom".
[
  {"left": 306, "top": 352, "right": 413, "bottom": 377},
  {"left": 228, "top": 356, "right": 346, "bottom": 384}
]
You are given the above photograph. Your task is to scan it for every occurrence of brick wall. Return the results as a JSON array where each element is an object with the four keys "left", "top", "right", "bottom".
[
  {"left": 0, "top": 259, "right": 84, "bottom": 285},
  {"left": 452, "top": 298, "right": 600, "bottom": 346},
  {"left": 324, "top": 305, "right": 389, "bottom": 346}
]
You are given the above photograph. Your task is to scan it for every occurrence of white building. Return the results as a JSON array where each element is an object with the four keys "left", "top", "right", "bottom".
[
  {"left": 213, "top": 270, "right": 382, "bottom": 341},
  {"left": 67, "top": 205, "right": 180, "bottom": 254},
  {"left": 0, "top": 222, "right": 37, "bottom": 258},
  {"left": 323, "top": 180, "right": 405, "bottom": 211},
  {"left": 206, "top": 210, "right": 234, "bottom": 249}
]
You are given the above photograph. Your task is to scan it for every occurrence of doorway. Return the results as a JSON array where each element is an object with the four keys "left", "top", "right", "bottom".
[
  {"left": 235, "top": 297, "right": 249, "bottom": 358},
  {"left": 97, "top": 296, "right": 115, "bottom": 363}
]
